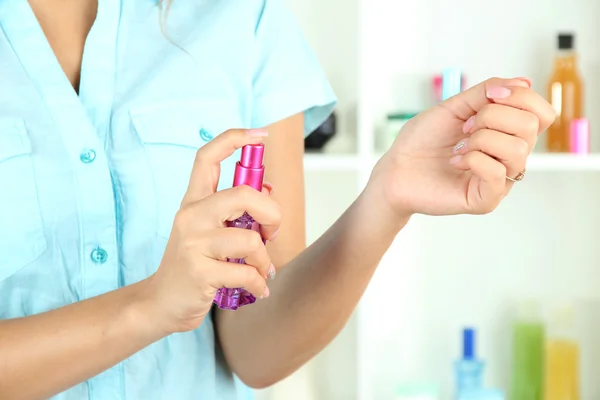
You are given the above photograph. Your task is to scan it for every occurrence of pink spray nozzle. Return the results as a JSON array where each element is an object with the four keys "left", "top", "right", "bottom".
[
  {"left": 240, "top": 144, "right": 265, "bottom": 169},
  {"left": 233, "top": 143, "right": 265, "bottom": 191}
]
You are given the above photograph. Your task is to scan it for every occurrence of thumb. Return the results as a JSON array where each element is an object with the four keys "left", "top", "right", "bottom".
[
  {"left": 181, "top": 128, "right": 268, "bottom": 206},
  {"left": 441, "top": 77, "right": 532, "bottom": 121}
]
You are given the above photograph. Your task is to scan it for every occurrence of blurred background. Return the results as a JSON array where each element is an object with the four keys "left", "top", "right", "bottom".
[{"left": 256, "top": 0, "right": 600, "bottom": 399}]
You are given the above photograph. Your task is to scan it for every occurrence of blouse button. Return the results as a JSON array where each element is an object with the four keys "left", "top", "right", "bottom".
[
  {"left": 80, "top": 149, "right": 97, "bottom": 164},
  {"left": 90, "top": 247, "right": 108, "bottom": 264},
  {"left": 199, "top": 128, "right": 213, "bottom": 142}
]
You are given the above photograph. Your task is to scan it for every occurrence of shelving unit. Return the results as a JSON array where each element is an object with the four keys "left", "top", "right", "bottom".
[{"left": 259, "top": 1, "right": 600, "bottom": 400}]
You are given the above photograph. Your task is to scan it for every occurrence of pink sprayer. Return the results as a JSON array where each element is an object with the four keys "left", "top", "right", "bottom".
[{"left": 213, "top": 143, "right": 266, "bottom": 310}]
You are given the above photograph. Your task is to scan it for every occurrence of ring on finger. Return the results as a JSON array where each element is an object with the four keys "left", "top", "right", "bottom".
[{"left": 506, "top": 170, "right": 526, "bottom": 182}]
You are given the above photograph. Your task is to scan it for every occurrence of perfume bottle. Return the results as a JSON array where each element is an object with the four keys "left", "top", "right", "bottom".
[{"left": 213, "top": 143, "right": 266, "bottom": 310}]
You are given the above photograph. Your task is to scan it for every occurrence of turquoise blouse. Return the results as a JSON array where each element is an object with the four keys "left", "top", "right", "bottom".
[{"left": 0, "top": 0, "right": 336, "bottom": 399}]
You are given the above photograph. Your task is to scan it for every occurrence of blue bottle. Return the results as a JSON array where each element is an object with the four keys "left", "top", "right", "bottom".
[{"left": 455, "top": 328, "right": 485, "bottom": 395}]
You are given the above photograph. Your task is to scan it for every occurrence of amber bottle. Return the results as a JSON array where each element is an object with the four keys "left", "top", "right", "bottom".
[{"left": 547, "top": 33, "right": 584, "bottom": 152}]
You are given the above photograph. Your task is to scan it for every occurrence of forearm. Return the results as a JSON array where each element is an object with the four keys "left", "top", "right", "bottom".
[
  {"left": 0, "top": 280, "right": 163, "bottom": 400},
  {"left": 217, "top": 184, "right": 410, "bottom": 387}
]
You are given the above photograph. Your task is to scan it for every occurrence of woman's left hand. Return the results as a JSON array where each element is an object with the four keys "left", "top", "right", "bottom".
[{"left": 370, "top": 77, "right": 556, "bottom": 218}]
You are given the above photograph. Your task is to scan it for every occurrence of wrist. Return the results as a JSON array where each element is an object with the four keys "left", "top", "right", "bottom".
[
  {"left": 125, "top": 277, "right": 172, "bottom": 340},
  {"left": 361, "top": 169, "right": 412, "bottom": 233}
]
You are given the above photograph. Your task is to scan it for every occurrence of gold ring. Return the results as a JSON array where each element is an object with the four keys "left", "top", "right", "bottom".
[{"left": 506, "top": 170, "right": 526, "bottom": 182}]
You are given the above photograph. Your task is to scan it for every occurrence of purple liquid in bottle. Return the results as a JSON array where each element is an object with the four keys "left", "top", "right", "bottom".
[{"left": 213, "top": 144, "right": 265, "bottom": 311}]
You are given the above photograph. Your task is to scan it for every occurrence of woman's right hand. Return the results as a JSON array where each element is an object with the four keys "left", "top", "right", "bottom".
[{"left": 142, "top": 129, "right": 281, "bottom": 334}]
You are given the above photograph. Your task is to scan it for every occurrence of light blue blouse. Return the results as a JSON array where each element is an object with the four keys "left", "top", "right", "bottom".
[{"left": 0, "top": 0, "right": 336, "bottom": 399}]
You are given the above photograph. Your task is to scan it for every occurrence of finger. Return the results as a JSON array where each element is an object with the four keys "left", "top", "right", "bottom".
[
  {"left": 208, "top": 260, "right": 269, "bottom": 299},
  {"left": 463, "top": 104, "right": 539, "bottom": 150},
  {"left": 182, "top": 185, "right": 282, "bottom": 240},
  {"left": 262, "top": 182, "right": 274, "bottom": 195},
  {"left": 202, "top": 228, "right": 272, "bottom": 279},
  {"left": 484, "top": 85, "right": 556, "bottom": 133},
  {"left": 441, "top": 77, "right": 532, "bottom": 121},
  {"left": 453, "top": 129, "right": 528, "bottom": 180},
  {"left": 450, "top": 151, "right": 507, "bottom": 213},
  {"left": 181, "top": 128, "right": 268, "bottom": 206}
]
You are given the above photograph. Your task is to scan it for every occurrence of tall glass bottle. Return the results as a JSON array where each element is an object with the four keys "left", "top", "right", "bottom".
[{"left": 547, "top": 33, "right": 583, "bottom": 152}]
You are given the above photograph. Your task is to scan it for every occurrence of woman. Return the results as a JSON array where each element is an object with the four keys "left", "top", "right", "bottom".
[{"left": 0, "top": 0, "right": 555, "bottom": 399}]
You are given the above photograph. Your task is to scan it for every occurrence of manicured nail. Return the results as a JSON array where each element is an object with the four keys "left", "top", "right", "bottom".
[
  {"left": 262, "top": 286, "right": 270, "bottom": 299},
  {"left": 463, "top": 116, "right": 475, "bottom": 134},
  {"left": 450, "top": 155, "right": 462, "bottom": 165},
  {"left": 263, "top": 182, "right": 274, "bottom": 194},
  {"left": 267, "top": 264, "right": 276, "bottom": 280},
  {"left": 246, "top": 129, "right": 268, "bottom": 137},
  {"left": 516, "top": 77, "right": 532, "bottom": 88},
  {"left": 486, "top": 87, "right": 511, "bottom": 99},
  {"left": 270, "top": 229, "right": 279, "bottom": 241},
  {"left": 454, "top": 139, "right": 467, "bottom": 153}
]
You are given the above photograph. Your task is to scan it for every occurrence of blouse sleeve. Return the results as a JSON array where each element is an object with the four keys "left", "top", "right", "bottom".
[{"left": 251, "top": 0, "right": 337, "bottom": 135}]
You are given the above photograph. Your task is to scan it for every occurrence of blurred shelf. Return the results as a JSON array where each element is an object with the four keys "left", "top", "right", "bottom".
[
  {"left": 527, "top": 154, "right": 600, "bottom": 171},
  {"left": 303, "top": 153, "right": 361, "bottom": 171}
]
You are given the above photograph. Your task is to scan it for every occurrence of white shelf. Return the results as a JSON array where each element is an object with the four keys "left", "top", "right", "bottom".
[
  {"left": 303, "top": 153, "right": 361, "bottom": 171},
  {"left": 527, "top": 153, "right": 600, "bottom": 171}
]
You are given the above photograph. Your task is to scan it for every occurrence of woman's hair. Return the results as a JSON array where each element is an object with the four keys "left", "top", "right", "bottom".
[
  {"left": 157, "top": 0, "right": 195, "bottom": 60},
  {"left": 157, "top": 0, "right": 172, "bottom": 33}
]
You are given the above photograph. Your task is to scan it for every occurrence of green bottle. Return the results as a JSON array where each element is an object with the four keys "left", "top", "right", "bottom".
[{"left": 510, "top": 301, "right": 545, "bottom": 400}]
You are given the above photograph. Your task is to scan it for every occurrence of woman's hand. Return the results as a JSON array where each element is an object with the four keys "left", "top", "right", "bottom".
[
  {"left": 142, "top": 129, "right": 281, "bottom": 334},
  {"left": 370, "top": 77, "right": 556, "bottom": 219}
]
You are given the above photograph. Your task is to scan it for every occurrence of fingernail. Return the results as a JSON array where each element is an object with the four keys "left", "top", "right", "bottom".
[
  {"left": 262, "top": 286, "right": 270, "bottom": 299},
  {"left": 450, "top": 155, "right": 462, "bottom": 165},
  {"left": 263, "top": 182, "right": 274, "bottom": 194},
  {"left": 246, "top": 129, "right": 269, "bottom": 137},
  {"left": 516, "top": 77, "right": 532, "bottom": 88},
  {"left": 270, "top": 229, "right": 279, "bottom": 242},
  {"left": 463, "top": 116, "right": 475, "bottom": 134},
  {"left": 267, "top": 264, "right": 276, "bottom": 280},
  {"left": 486, "top": 87, "right": 511, "bottom": 99},
  {"left": 454, "top": 139, "right": 468, "bottom": 153}
]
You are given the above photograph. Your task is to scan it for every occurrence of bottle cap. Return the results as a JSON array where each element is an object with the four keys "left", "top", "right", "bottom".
[
  {"left": 462, "top": 328, "right": 476, "bottom": 360},
  {"left": 569, "top": 118, "right": 590, "bottom": 154},
  {"left": 240, "top": 143, "right": 265, "bottom": 168},
  {"left": 558, "top": 33, "right": 574, "bottom": 50}
]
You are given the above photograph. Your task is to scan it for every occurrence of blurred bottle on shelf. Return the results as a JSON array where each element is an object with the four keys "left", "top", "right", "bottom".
[
  {"left": 455, "top": 328, "right": 485, "bottom": 395},
  {"left": 569, "top": 118, "right": 590, "bottom": 154},
  {"left": 380, "top": 112, "right": 418, "bottom": 151},
  {"left": 510, "top": 301, "right": 545, "bottom": 400},
  {"left": 304, "top": 110, "right": 337, "bottom": 151},
  {"left": 435, "top": 68, "right": 466, "bottom": 102},
  {"left": 543, "top": 304, "right": 580, "bottom": 400},
  {"left": 547, "top": 33, "right": 584, "bottom": 153}
]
